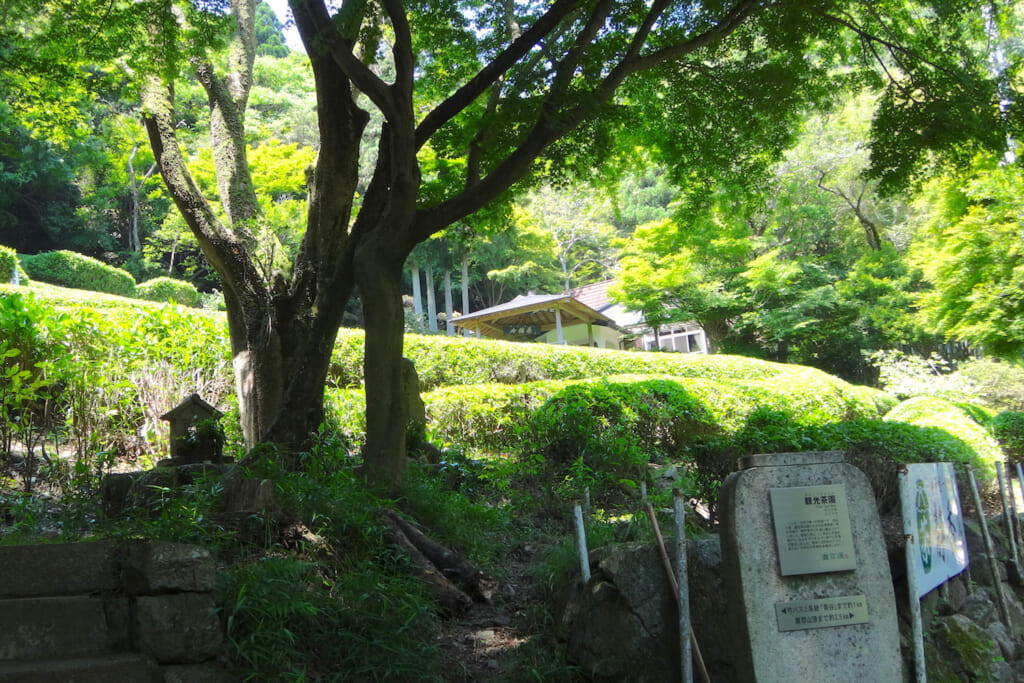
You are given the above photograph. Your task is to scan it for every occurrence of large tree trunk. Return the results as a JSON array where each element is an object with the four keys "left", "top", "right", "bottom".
[
  {"left": 357, "top": 238, "right": 411, "bottom": 489},
  {"left": 142, "top": 0, "right": 365, "bottom": 455},
  {"left": 701, "top": 317, "right": 731, "bottom": 355}
]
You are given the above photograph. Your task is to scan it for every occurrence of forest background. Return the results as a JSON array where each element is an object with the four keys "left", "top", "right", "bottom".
[
  {"left": 2, "top": 1, "right": 1024, "bottom": 677},
  {"left": 1, "top": 0, "right": 1022, "bottom": 394}
]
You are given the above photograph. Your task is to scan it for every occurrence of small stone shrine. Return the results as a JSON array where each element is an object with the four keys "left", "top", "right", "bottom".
[
  {"left": 159, "top": 393, "right": 226, "bottom": 466},
  {"left": 719, "top": 451, "right": 901, "bottom": 682}
]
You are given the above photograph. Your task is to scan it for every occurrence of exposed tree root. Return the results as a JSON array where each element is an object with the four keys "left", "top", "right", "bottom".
[{"left": 380, "top": 509, "right": 497, "bottom": 616}]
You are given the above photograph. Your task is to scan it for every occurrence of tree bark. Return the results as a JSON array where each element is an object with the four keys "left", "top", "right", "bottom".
[
  {"left": 142, "top": 0, "right": 366, "bottom": 455},
  {"left": 356, "top": 238, "right": 410, "bottom": 489}
]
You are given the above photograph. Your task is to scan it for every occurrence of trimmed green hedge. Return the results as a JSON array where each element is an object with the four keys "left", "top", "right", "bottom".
[
  {"left": 420, "top": 370, "right": 889, "bottom": 452},
  {"left": 0, "top": 245, "right": 28, "bottom": 284},
  {"left": 991, "top": 411, "right": 1024, "bottom": 464},
  {"left": 20, "top": 250, "right": 136, "bottom": 297},
  {"left": 137, "top": 277, "right": 200, "bottom": 307},
  {"left": 330, "top": 330, "right": 896, "bottom": 411},
  {"left": 884, "top": 396, "right": 1001, "bottom": 470},
  {"left": 402, "top": 372, "right": 995, "bottom": 509}
]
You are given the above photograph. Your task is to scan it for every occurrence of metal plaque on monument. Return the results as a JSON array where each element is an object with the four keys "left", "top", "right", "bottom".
[{"left": 719, "top": 451, "right": 901, "bottom": 682}]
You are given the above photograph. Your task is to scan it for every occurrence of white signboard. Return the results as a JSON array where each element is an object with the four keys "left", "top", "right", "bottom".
[{"left": 901, "top": 463, "right": 968, "bottom": 597}]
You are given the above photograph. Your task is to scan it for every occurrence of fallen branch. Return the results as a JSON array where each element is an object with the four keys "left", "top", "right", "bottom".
[{"left": 380, "top": 509, "right": 497, "bottom": 616}]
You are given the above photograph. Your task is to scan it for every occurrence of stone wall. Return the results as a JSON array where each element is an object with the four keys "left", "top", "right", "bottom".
[
  {"left": 563, "top": 517, "right": 1024, "bottom": 682},
  {"left": 0, "top": 540, "right": 232, "bottom": 683}
]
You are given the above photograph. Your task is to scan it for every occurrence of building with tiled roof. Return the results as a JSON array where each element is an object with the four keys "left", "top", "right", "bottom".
[{"left": 450, "top": 279, "right": 707, "bottom": 353}]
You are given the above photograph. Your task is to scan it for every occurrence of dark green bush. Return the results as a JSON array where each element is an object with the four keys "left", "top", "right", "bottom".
[
  {"left": 20, "top": 250, "right": 136, "bottom": 297},
  {"left": 421, "top": 373, "right": 997, "bottom": 511},
  {"left": 136, "top": 277, "right": 200, "bottom": 307},
  {"left": 330, "top": 329, "right": 896, "bottom": 416},
  {"left": 992, "top": 411, "right": 1024, "bottom": 464},
  {"left": 529, "top": 379, "right": 718, "bottom": 479},
  {"left": 0, "top": 245, "right": 27, "bottom": 284},
  {"left": 425, "top": 372, "right": 885, "bottom": 457}
]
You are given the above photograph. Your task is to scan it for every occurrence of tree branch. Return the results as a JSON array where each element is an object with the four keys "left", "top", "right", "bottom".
[
  {"left": 290, "top": 0, "right": 397, "bottom": 122},
  {"left": 382, "top": 0, "right": 414, "bottom": 107},
  {"left": 632, "top": 0, "right": 758, "bottom": 73},
  {"left": 466, "top": 0, "right": 527, "bottom": 189},
  {"left": 416, "top": 0, "right": 760, "bottom": 237},
  {"left": 140, "top": 75, "right": 266, "bottom": 305},
  {"left": 811, "top": 5, "right": 957, "bottom": 79},
  {"left": 415, "top": 0, "right": 581, "bottom": 149}
]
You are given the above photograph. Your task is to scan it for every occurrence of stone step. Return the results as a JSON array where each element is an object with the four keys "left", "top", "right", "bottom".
[
  {"left": 0, "top": 653, "right": 161, "bottom": 683},
  {"left": 0, "top": 595, "right": 129, "bottom": 661},
  {"left": 0, "top": 541, "right": 119, "bottom": 598}
]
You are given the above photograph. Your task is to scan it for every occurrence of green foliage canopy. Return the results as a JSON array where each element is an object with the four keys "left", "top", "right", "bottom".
[{"left": 911, "top": 161, "right": 1024, "bottom": 357}]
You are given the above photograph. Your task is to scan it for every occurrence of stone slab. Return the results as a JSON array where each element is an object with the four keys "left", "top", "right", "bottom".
[
  {"left": 134, "top": 594, "right": 223, "bottom": 664},
  {"left": 0, "top": 542, "right": 119, "bottom": 598},
  {"left": 0, "top": 653, "right": 161, "bottom": 683},
  {"left": 162, "top": 662, "right": 239, "bottom": 683},
  {"left": 122, "top": 542, "right": 215, "bottom": 596},
  {"left": 0, "top": 596, "right": 125, "bottom": 661},
  {"left": 719, "top": 451, "right": 902, "bottom": 682}
]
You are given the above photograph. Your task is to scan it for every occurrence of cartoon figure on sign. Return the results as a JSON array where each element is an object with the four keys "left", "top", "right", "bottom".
[{"left": 916, "top": 479, "right": 933, "bottom": 573}]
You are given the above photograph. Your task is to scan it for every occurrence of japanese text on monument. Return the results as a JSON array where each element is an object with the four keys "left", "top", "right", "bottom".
[{"left": 771, "top": 485, "right": 857, "bottom": 575}]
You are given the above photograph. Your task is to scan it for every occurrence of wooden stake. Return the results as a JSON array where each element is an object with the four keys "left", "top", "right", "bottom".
[
  {"left": 968, "top": 466, "right": 1012, "bottom": 628},
  {"left": 574, "top": 501, "right": 590, "bottom": 583},
  {"left": 646, "top": 501, "right": 711, "bottom": 683}
]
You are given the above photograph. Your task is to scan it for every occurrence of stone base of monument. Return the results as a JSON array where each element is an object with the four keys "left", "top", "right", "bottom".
[{"left": 720, "top": 451, "right": 902, "bottom": 682}]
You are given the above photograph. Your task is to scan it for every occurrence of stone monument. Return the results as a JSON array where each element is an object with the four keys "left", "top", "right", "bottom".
[{"left": 719, "top": 451, "right": 901, "bottom": 682}]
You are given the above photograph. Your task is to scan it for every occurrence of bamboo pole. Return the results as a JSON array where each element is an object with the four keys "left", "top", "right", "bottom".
[
  {"left": 899, "top": 468, "right": 927, "bottom": 683},
  {"left": 674, "top": 490, "right": 693, "bottom": 683},
  {"left": 646, "top": 501, "right": 711, "bottom": 683},
  {"left": 574, "top": 501, "right": 590, "bottom": 583},
  {"left": 967, "top": 466, "right": 1012, "bottom": 628},
  {"left": 997, "top": 461, "right": 1020, "bottom": 571}
]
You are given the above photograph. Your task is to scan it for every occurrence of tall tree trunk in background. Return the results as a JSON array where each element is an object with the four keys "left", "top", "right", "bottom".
[
  {"left": 701, "top": 317, "right": 730, "bottom": 355},
  {"left": 426, "top": 265, "right": 438, "bottom": 332},
  {"left": 444, "top": 270, "right": 454, "bottom": 335},
  {"left": 411, "top": 262, "right": 424, "bottom": 317},
  {"left": 461, "top": 255, "right": 470, "bottom": 316}
]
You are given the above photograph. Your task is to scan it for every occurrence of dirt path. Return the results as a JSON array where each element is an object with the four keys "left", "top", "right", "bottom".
[{"left": 438, "top": 546, "right": 540, "bottom": 682}]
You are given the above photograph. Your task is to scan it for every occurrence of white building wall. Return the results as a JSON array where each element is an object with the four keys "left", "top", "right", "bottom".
[
  {"left": 537, "top": 324, "right": 621, "bottom": 349},
  {"left": 641, "top": 323, "right": 708, "bottom": 354}
]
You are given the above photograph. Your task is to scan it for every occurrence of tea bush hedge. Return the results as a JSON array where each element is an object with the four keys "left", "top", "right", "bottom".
[
  {"left": 0, "top": 245, "right": 28, "bottom": 284},
  {"left": 884, "top": 396, "right": 1001, "bottom": 473},
  {"left": 414, "top": 371, "right": 996, "bottom": 507},
  {"left": 6, "top": 284, "right": 1003, "bottom": 512},
  {"left": 991, "top": 411, "right": 1024, "bottom": 464},
  {"left": 136, "top": 277, "right": 200, "bottom": 307},
  {"left": 20, "top": 250, "right": 136, "bottom": 297},
  {"left": 0, "top": 288, "right": 233, "bottom": 469},
  {"left": 330, "top": 330, "right": 896, "bottom": 410}
]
